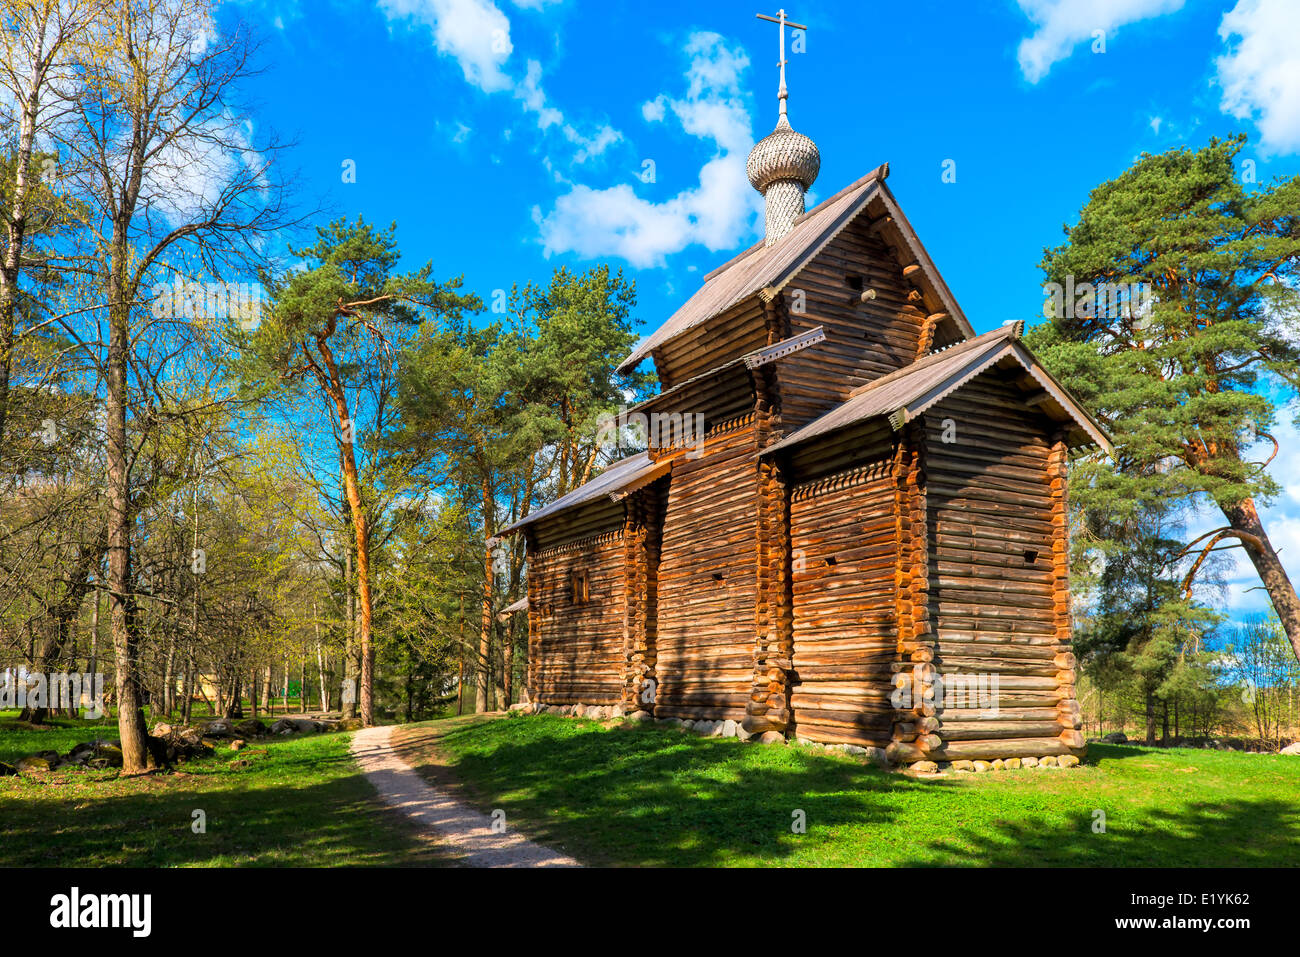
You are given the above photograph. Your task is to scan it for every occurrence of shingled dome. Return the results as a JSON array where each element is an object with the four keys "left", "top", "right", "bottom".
[
  {"left": 748, "top": 115, "right": 820, "bottom": 247},
  {"left": 746, "top": 116, "right": 820, "bottom": 192}
]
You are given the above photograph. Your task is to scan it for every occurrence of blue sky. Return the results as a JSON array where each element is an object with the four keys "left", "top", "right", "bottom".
[{"left": 220, "top": 0, "right": 1300, "bottom": 620}]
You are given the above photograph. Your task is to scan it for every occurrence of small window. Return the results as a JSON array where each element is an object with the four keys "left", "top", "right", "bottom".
[
  {"left": 845, "top": 274, "right": 864, "bottom": 291},
  {"left": 1023, "top": 549, "right": 1039, "bottom": 565},
  {"left": 711, "top": 571, "right": 725, "bottom": 582},
  {"left": 569, "top": 569, "right": 590, "bottom": 605},
  {"left": 826, "top": 555, "right": 838, "bottom": 566}
]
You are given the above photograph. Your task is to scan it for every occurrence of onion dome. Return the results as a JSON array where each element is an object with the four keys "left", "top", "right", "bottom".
[{"left": 746, "top": 115, "right": 821, "bottom": 195}]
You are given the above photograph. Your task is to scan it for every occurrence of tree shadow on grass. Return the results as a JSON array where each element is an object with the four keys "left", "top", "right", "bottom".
[
  {"left": 394, "top": 717, "right": 944, "bottom": 867},
  {"left": 0, "top": 741, "right": 444, "bottom": 867},
  {"left": 394, "top": 717, "right": 1300, "bottom": 868},
  {"left": 895, "top": 797, "right": 1298, "bottom": 868},
  {"left": 1084, "top": 742, "right": 1166, "bottom": 763}
]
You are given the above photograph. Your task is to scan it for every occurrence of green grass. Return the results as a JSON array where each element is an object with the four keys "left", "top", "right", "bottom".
[
  {"left": 0, "top": 714, "right": 122, "bottom": 766},
  {"left": 396, "top": 713, "right": 1300, "bottom": 867},
  {"left": 0, "top": 722, "right": 443, "bottom": 867}
]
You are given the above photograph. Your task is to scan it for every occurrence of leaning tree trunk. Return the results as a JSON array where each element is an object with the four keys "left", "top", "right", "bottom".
[
  {"left": 1225, "top": 498, "right": 1300, "bottom": 664},
  {"left": 319, "top": 358, "right": 374, "bottom": 726},
  {"left": 339, "top": 450, "right": 374, "bottom": 726}
]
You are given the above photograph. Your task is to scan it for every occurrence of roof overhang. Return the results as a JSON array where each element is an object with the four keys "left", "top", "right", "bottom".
[
  {"left": 762, "top": 323, "right": 1113, "bottom": 459},
  {"left": 497, "top": 596, "right": 528, "bottom": 622},
  {"left": 629, "top": 327, "right": 826, "bottom": 418},
  {"left": 885, "top": 342, "right": 1113, "bottom": 455},
  {"left": 609, "top": 457, "right": 673, "bottom": 501}
]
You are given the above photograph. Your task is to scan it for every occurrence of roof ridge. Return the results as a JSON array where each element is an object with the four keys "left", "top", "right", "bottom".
[
  {"left": 792, "top": 163, "right": 889, "bottom": 229},
  {"left": 618, "top": 164, "right": 897, "bottom": 374},
  {"left": 701, "top": 164, "right": 889, "bottom": 285}
]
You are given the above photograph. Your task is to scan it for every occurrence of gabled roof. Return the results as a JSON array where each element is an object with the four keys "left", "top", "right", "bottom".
[
  {"left": 497, "top": 452, "right": 659, "bottom": 536},
  {"left": 762, "top": 322, "right": 1114, "bottom": 457},
  {"left": 617, "top": 164, "right": 975, "bottom": 373}
]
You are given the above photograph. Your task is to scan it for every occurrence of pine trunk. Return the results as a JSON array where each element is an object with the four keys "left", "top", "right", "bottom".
[{"left": 1225, "top": 498, "right": 1300, "bottom": 663}]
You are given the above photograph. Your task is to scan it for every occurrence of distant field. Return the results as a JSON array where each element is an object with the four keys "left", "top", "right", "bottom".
[
  {"left": 0, "top": 718, "right": 442, "bottom": 867},
  {"left": 394, "top": 714, "right": 1300, "bottom": 867}
]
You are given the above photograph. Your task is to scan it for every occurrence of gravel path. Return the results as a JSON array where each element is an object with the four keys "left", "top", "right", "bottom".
[{"left": 350, "top": 725, "right": 580, "bottom": 867}]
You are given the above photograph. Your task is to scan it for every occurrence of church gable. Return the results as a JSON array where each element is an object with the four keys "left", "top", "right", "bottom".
[
  {"left": 624, "top": 170, "right": 979, "bottom": 438},
  {"left": 772, "top": 196, "right": 935, "bottom": 430}
]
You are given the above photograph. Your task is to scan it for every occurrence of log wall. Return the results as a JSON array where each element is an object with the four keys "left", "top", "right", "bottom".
[
  {"left": 776, "top": 215, "right": 926, "bottom": 430},
  {"left": 528, "top": 527, "right": 627, "bottom": 706},
  {"left": 654, "top": 414, "right": 759, "bottom": 721},
  {"left": 921, "top": 371, "right": 1081, "bottom": 760},
  {"left": 654, "top": 299, "right": 768, "bottom": 388},
  {"left": 788, "top": 451, "right": 898, "bottom": 747}
]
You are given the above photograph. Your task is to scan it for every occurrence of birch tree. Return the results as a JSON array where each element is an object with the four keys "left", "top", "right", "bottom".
[{"left": 55, "top": 0, "right": 287, "bottom": 771}]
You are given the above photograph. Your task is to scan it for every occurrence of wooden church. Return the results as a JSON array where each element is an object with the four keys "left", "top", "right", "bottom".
[{"left": 499, "top": 13, "right": 1111, "bottom": 765}]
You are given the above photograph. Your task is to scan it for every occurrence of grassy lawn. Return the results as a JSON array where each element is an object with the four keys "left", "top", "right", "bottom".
[
  {"left": 394, "top": 713, "right": 1300, "bottom": 867},
  {"left": 0, "top": 717, "right": 444, "bottom": 867},
  {"left": 0, "top": 715, "right": 119, "bottom": 767}
]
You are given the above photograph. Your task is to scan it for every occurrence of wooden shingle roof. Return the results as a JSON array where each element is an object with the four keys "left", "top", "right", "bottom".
[
  {"left": 617, "top": 164, "right": 974, "bottom": 373},
  {"left": 497, "top": 452, "right": 660, "bottom": 536},
  {"left": 762, "top": 322, "right": 1114, "bottom": 457}
]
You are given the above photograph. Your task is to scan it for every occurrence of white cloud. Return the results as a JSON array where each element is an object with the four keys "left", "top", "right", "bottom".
[
  {"left": 534, "top": 32, "right": 756, "bottom": 268},
  {"left": 1215, "top": 0, "right": 1300, "bottom": 156},
  {"left": 516, "top": 58, "right": 562, "bottom": 128},
  {"left": 378, "top": 0, "right": 514, "bottom": 93},
  {"left": 570, "top": 124, "right": 621, "bottom": 164},
  {"left": 380, "top": 0, "right": 618, "bottom": 163},
  {"left": 515, "top": 58, "right": 622, "bottom": 160},
  {"left": 1015, "top": 0, "right": 1185, "bottom": 84}
]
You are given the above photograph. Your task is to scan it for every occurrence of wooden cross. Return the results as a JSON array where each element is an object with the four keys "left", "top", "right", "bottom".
[{"left": 756, "top": 9, "right": 807, "bottom": 120}]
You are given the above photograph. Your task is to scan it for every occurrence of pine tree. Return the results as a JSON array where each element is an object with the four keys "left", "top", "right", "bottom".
[
  {"left": 1027, "top": 134, "right": 1300, "bottom": 662},
  {"left": 241, "top": 217, "right": 478, "bottom": 725}
]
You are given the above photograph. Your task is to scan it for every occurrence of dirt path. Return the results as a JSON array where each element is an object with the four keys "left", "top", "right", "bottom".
[{"left": 350, "top": 725, "right": 580, "bottom": 867}]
